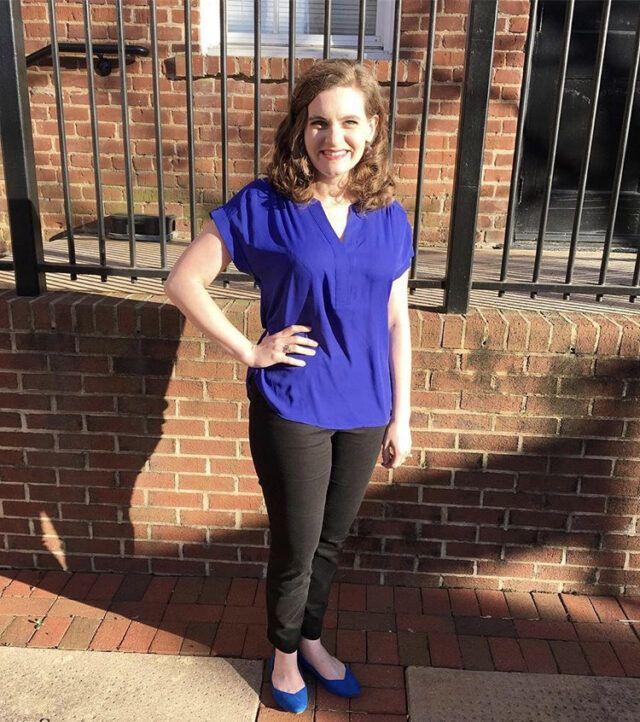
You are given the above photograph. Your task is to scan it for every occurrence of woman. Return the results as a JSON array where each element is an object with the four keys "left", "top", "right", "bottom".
[{"left": 164, "top": 59, "right": 413, "bottom": 714}]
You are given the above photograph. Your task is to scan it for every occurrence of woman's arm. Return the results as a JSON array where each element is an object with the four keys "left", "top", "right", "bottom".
[
  {"left": 388, "top": 269, "right": 412, "bottom": 423},
  {"left": 382, "top": 269, "right": 412, "bottom": 468},
  {"left": 164, "top": 219, "right": 255, "bottom": 366}
]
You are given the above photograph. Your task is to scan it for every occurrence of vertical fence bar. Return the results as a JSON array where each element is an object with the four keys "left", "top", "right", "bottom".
[
  {"left": 530, "top": 0, "right": 575, "bottom": 298},
  {"left": 444, "top": 0, "right": 498, "bottom": 314},
  {"left": 47, "top": 0, "right": 77, "bottom": 277},
  {"left": 357, "top": 0, "right": 366, "bottom": 63},
  {"left": 184, "top": 0, "right": 197, "bottom": 237},
  {"left": 0, "top": 0, "right": 46, "bottom": 295},
  {"left": 410, "top": 0, "right": 437, "bottom": 290},
  {"left": 219, "top": 0, "right": 229, "bottom": 203},
  {"left": 149, "top": 0, "right": 167, "bottom": 267},
  {"left": 498, "top": 0, "right": 538, "bottom": 296},
  {"left": 288, "top": 0, "right": 296, "bottom": 101},
  {"left": 82, "top": 0, "right": 107, "bottom": 280},
  {"left": 387, "top": 0, "right": 402, "bottom": 166},
  {"left": 115, "top": 0, "right": 137, "bottom": 275},
  {"left": 323, "top": 0, "right": 332, "bottom": 59},
  {"left": 564, "top": 0, "right": 611, "bottom": 298},
  {"left": 605, "top": 9, "right": 640, "bottom": 302},
  {"left": 254, "top": 0, "right": 262, "bottom": 177}
]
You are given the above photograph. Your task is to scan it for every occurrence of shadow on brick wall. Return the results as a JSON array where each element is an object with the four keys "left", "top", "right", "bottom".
[
  {"left": 1, "top": 290, "right": 639, "bottom": 654},
  {"left": 351, "top": 354, "right": 640, "bottom": 597},
  {"left": 0, "top": 291, "right": 180, "bottom": 579}
]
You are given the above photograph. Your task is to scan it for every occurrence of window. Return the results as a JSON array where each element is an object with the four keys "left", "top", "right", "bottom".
[{"left": 200, "top": 0, "right": 395, "bottom": 58}]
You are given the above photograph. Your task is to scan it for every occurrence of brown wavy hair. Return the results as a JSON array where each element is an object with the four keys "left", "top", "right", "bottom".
[{"left": 265, "top": 59, "right": 396, "bottom": 213}]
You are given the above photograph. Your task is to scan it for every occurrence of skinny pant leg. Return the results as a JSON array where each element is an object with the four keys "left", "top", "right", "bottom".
[
  {"left": 249, "top": 384, "right": 332, "bottom": 653},
  {"left": 248, "top": 381, "right": 386, "bottom": 653},
  {"left": 300, "top": 424, "right": 386, "bottom": 641}
]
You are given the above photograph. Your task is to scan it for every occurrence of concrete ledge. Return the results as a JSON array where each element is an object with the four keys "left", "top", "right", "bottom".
[{"left": 1, "top": 647, "right": 262, "bottom": 722}]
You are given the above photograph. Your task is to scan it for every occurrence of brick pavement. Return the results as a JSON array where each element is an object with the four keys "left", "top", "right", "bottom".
[{"left": 1, "top": 569, "right": 639, "bottom": 721}]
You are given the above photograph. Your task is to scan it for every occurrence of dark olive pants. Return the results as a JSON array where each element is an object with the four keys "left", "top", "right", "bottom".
[{"left": 248, "top": 377, "right": 387, "bottom": 653}]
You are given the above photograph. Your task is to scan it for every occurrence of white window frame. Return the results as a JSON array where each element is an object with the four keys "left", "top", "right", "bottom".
[{"left": 200, "top": 1, "right": 395, "bottom": 59}]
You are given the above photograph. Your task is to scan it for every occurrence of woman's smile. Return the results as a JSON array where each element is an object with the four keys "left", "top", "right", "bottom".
[{"left": 321, "top": 150, "right": 350, "bottom": 158}]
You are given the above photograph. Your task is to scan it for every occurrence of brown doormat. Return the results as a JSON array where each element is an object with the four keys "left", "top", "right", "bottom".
[{"left": 406, "top": 667, "right": 640, "bottom": 722}]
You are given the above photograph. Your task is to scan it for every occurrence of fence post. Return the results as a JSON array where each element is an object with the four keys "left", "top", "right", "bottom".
[
  {"left": 0, "top": 0, "right": 46, "bottom": 296},
  {"left": 444, "top": 0, "right": 498, "bottom": 314}
]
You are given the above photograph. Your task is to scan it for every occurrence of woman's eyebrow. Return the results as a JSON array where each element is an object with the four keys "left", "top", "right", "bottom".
[{"left": 308, "top": 114, "right": 361, "bottom": 122}]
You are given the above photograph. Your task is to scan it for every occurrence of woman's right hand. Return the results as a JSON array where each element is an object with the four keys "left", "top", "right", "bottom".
[{"left": 247, "top": 325, "right": 318, "bottom": 368}]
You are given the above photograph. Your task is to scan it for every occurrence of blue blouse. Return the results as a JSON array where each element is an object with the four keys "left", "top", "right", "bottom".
[{"left": 210, "top": 178, "right": 414, "bottom": 429}]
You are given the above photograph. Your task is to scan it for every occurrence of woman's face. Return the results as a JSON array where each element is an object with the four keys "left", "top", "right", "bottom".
[{"left": 303, "top": 85, "right": 378, "bottom": 187}]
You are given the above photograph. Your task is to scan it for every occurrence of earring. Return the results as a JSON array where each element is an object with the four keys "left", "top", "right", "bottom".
[{"left": 364, "top": 141, "right": 372, "bottom": 158}]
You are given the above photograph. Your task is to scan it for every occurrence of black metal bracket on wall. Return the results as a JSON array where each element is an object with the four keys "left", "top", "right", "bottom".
[
  {"left": 26, "top": 42, "right": 149, "bottom": 77},
  {"left": 444, "top": 0, "right": 498, "bottom": 314}
]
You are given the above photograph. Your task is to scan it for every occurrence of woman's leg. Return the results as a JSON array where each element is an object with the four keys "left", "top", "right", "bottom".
[
  {"left": 248, "top": 381, "right": 333, "bottom": 688},
  {"left": 299, "top": 423, "right": 387, "bottom": 673}
]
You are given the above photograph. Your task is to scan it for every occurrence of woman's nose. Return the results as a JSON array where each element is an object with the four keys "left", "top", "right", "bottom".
[{"left": 326, "top": 123, "right": 344, "bottom": 145}]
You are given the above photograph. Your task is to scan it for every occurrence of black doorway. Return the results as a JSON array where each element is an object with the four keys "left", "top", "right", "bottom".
[{"left": 516, "top": 0, "right": 640, "bottom": 246}]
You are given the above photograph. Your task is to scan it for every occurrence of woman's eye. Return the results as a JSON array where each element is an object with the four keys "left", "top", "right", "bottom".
[{"left": 311, "top": 120, "right": 358, "bottom": 128}]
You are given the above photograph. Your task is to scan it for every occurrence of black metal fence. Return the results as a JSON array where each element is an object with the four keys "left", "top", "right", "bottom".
[{"left": 1, "top": 0, "right": 639, "bottom": 313}]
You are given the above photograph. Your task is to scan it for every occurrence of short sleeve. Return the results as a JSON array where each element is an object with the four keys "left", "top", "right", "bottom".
[
  {"left": 392, "top": 202, "right": 415, "bottom": 280},
  {"left": 209, "top": 180, "right": 266, "bottom": 277}
]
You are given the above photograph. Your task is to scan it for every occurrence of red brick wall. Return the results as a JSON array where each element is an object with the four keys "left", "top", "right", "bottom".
[
  {"left": 1, "top": 289, "right": 639, "bottom": 596},
  {"left": 0, "top": 0, "right": 530, "bottom": 255}
]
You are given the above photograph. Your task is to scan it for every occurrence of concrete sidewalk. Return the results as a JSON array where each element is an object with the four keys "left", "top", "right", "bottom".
[
  {"left": 4, "top": 645, "right": 640, "bottom": 721},
  {"left": 0, "top": 647, "right": 262, "bottom": 722}
]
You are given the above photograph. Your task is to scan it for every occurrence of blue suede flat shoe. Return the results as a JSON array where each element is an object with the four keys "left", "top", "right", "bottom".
[
  {"left": 268, "top": 654, "right": 308, "bottom": 714},
  {"left": 298, "top": 652, "right": 361, "bottom": 698}
]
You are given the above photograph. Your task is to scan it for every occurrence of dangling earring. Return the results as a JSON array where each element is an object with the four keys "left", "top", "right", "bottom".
[{"left": 364, "top": 140, "right": 372, "bottom": 158}]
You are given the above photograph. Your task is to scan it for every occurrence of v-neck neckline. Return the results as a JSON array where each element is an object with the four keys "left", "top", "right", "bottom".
[{"left": 308, "top": 198, "right": 357, "bottom": 245}]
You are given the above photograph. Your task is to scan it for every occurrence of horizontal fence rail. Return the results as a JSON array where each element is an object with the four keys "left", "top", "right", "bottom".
[{"left": 0, "top": 0, "right": 639, "bottom": 312}]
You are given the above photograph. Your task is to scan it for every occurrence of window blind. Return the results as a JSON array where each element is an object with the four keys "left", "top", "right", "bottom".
[{"left": 227, "top": 0, "right": 378, "bottom": 36}]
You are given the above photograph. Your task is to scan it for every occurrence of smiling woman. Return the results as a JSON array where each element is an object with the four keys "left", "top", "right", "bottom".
[
  {"left": 164, "top": 59, "right": 413, "bottom": 714},
  {"left": 266, "top": 59, "right": 395, "bottom": 212}
]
